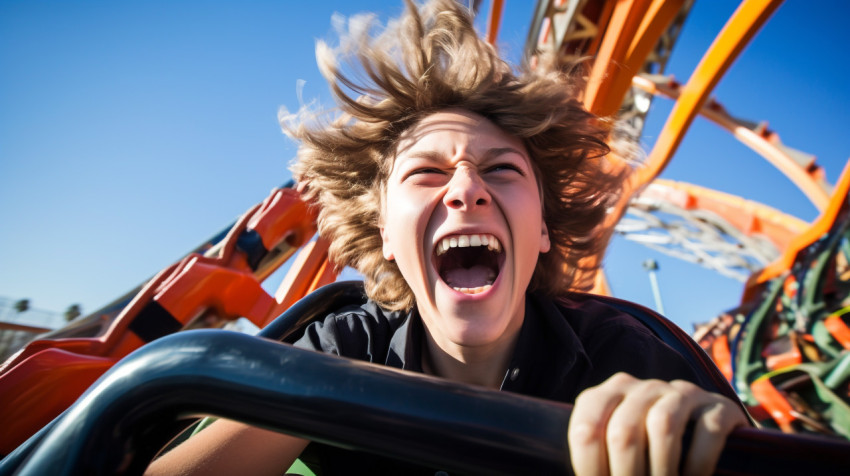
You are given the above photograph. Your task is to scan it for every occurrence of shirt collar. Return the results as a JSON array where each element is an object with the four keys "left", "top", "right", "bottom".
[
  {"left": 386, "top": 293, "right": 589, "bottom": 399},
  {"left": 500, "top": 293, "right": 589, "bottom": 399},
  {"left": 386, "top": 307, "right": 422, "bottom": 372}
]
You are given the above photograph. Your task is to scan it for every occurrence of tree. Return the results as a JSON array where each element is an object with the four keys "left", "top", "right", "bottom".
[
  {"left": 14, "top": 299, "right": 29, "bottom": 313},
  {"left": 64, "top": 304, "right": 82, "bottom": 322}
]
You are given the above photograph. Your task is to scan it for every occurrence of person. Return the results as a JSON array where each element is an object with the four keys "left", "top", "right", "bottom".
[{"left": 146, "top": 1, "right": 748, "bottom": 474}]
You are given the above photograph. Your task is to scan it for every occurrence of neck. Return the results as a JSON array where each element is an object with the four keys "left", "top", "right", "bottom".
[{"left": 421, "top": 328, "right": 519, "bottom": 389}]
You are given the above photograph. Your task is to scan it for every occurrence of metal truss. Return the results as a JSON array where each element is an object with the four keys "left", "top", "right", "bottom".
[
  {"left": 526, "top": 0, "right": 695, "bottom": 144},
  {"left": 616, "top": 195, "right": 780, "bottom": 282},
  {"left": 617, "top": 0, "right": 695, "bottom": 145}
]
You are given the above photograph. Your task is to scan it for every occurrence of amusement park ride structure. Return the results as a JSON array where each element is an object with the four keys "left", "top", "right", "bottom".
[{"left": 1, "top": 0, "right": 849, "bottom": 472}]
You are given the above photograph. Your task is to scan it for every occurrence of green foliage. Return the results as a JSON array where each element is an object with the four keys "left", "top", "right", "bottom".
[
  {"left": 14, "top": 299, "right": 29, "bottom": 313},
  {"left": 65, "top": 304, "right": 82, "bottom": 322}
]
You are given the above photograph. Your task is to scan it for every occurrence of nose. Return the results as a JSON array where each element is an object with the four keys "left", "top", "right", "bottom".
[{"left": 443, "top": 168, "right": 491, "bottom": 211}]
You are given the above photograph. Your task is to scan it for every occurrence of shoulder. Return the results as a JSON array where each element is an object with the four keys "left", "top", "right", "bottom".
[
  {"left": 548, "top": 293, "right": 702, "bottom": 385},
  {"left": 554, "top": 293, "right": 663, "bottom": 344},
  {"left": 292, "top": 300, "right": 409, "bottom": 361}
]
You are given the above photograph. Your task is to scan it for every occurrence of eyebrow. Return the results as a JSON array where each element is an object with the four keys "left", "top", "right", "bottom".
[
  {"left": 405, "top": 147, "right": 527, "bottom": 162},
  {"left": 482, "top": 147, "right": 528, "bottom": 160}
]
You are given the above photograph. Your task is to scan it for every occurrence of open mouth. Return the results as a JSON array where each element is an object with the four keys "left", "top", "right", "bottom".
[{"left": 434, "top": 234, "right": 504, "bottom": 294}]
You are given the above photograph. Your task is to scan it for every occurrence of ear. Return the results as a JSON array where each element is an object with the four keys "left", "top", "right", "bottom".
[
  {"left": 380, "top": 226, "right": 395, "bottom": 261},
  {"left": 539, "top": 221, "right": 551, "bottom": 254}
]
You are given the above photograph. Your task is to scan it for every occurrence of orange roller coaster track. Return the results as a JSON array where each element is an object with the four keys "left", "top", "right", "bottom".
[
  {"left": 618, "top": 179, "right": 810, "bottom": 281},
  {"left": 632, "top": 74, "right": 832, "bottom": 211}
]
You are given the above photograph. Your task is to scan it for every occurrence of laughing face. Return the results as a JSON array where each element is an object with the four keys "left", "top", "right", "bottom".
[{"left": 380, "top": 109, "right": 550, "bottom": 358}]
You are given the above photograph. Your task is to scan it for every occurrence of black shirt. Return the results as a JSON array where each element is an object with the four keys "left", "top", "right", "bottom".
[{"left": 292, "top": 292, "right": 703, "bottom": 475}]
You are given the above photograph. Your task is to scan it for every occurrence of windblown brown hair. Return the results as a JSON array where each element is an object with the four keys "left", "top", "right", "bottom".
[{"left": 287, "top": 0, "right": 625, "bottom": 311}]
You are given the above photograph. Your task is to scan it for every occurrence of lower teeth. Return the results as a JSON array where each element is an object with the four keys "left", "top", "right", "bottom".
[{"left": 452, "top": 284, "right": 492, "bottom": 295}]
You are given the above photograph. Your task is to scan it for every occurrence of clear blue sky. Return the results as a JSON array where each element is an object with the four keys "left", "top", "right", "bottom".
[{"left": 1, "top": 1, "right": 848, "bottom": 331}]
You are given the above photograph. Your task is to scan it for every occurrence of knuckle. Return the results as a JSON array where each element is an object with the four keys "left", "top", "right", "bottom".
[
  {"left": 606, "top": 371, "right": 637, "bottom": 388},
  {"left": 671, "top": 379, "right": 700, "bottom": 396},
  {"left": 660, "top": 388, "right": 687, "bottom": 410},
  {"left": 573, "top": 388, "right": 599, "bottom": 407},
  {"left": 606, "top": 422, "right": 642, "bottom": 450},
  {"left": 636, "top": 378, "right": 666, "bottom": 394},
  {"left": 701, "top": 404, "right": 733, "bottom": 433},
  {"left": 696, "top": 399, "right": 747, "bottom": 436},
  {"left": 568, "top": 420, "right": 604, "bottom": 446},
  {"left": 646, "top": 405, "right": 678, "bottom": 434}
]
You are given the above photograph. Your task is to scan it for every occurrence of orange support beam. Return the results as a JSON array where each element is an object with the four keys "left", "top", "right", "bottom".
[
  {"left": 824, "top": 314, "right": 850, "bottom": 350},
  {"left": 267, "top": 238, "right": 337, "bottom": 326},
  {"left": 0, "top": 349, "right": 114, "bottom": 455},
  {"left": 624, "top": 0, "right": 683, "bottom": 71},
  {"left": 585, "top": 0, "right": 617, "bottom": 57},
  {"left": 153, "top": 255, "right": 276, "bottom": 329},
  {"left": 584, "top": 0, "right": 653, "bottom": 115},
  {"left": 632, "top": 74, "right": 831, "bottom": 210},
  {"left": 712, "top": 334, "right": 734, "bottom": 382},
  {"left": 485, "top": 0, "right": 504, "bottom": 46},
  {"left": 642, "top": 178, "right": 809, "bottom": 252},
  {"left": 0, "top": 185, "right": 322, "bottom": 453},
  {"left": 746, "top": 161, "right": 850, "bottom": 296},
  {"left": 633, "top": 0, "right": 784, "bottom": 187},
  {"left": 586, "top": 0, "right": 683, "bottom": 117},
  {"left": 751, "top": 377, "right": 796, "bottom": 433}
]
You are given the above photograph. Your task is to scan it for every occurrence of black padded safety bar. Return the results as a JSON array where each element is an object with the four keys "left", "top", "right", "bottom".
[
  {"left": 14, "top": 330, "right": 572, "bottom": 475},
  {"left": 12, "top": 329, "right": 850, "bottom": 475}
]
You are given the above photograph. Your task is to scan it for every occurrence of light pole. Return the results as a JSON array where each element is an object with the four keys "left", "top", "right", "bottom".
[{"left": 642, "top": 259, "right": 665, "bottom": 315}]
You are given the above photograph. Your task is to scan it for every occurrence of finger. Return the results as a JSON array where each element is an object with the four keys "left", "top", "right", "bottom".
[
  {"left": 644, "top": 382, "right": 701, "bottom": 476},
  {"left": 605, "top": 379, "right": 672, "bottom": 476},
  {"left": 569, "top": 391, "right": 619, "bottom": 476},
  {"left": 681, "top": 394, "right": 748, "bottom": 476},
  {"left": 569, "top": 374, "right": 635, "bottom": 476}
]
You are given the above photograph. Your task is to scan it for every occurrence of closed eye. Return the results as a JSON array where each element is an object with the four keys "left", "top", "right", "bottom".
[
  {"left": 486, "top": 163, "right": 525, "bottom": 175},
  {"left": 403, "top": 167, "right": 446, "bottom": 181}
]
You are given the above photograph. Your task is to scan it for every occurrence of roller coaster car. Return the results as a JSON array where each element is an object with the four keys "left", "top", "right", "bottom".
[{"left": 2, "top": 282, "right": 849, "bottom": 475}]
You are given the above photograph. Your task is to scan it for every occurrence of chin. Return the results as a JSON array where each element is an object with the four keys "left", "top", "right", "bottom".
[{"left": 443, "top": 310, "right": 512, "bottom": 346}]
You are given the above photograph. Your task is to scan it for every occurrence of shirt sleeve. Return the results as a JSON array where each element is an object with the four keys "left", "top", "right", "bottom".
[
  {"left": 291, "top": 303, "right": 398, "bottom": 363},
  {"left": 293, "top": 312, "right": 344, "bottom": 355}
]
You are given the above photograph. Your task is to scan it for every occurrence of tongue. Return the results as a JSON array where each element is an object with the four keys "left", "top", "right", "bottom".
[{"left": 444, "top": 264, "right": 494, "bottom": 289}]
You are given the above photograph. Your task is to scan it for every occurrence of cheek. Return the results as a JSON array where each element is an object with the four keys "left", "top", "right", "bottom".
[
  {"left": 385, "top": 189, "right": 420, "bottom": 232},
  {"left": 510, "top": 184, "right": 541, "bottom": 216},
  {"left": 511, "top": 188, "right": 546, "bottom": 250},
  {"left": 383, "top": 186, "right": 437, "bottom": 260}
]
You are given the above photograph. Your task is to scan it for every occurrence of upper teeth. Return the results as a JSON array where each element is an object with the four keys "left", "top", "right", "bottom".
[{"left": 435, "top": 234, "right": 501, "bottom": 256}]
